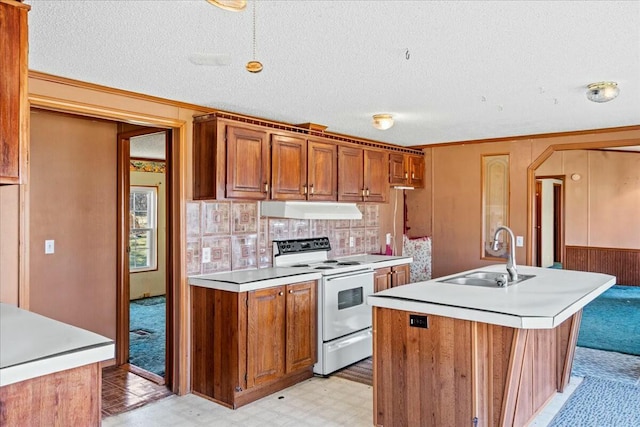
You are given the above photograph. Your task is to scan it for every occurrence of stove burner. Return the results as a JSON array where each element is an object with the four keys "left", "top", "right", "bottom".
[
  {"left": 337, "top": 261, "right": 361, "bottom": 266},
  {"left": 290, "top": 263, "right": 310, "bottom": 267},
  {"left": 314, "top": 266, "right": 335, "bottom": 270},
  {"left": 323, "top": 260, "right": 339, "bottom": 264}
]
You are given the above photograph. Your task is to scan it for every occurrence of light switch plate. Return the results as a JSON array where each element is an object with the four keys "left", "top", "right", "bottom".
[
  {"left": 516, "top": 236, "right": 524, "bottom": 247},
  {"left": 202, "top": 247, "right": 211, "bottom": 263},
  {"left": 45, "top": 240, "right": 55, "bottom": 254}
]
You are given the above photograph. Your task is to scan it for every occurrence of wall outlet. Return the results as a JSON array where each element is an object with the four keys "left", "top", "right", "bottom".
[
  {"left": 349, "top": 236, "right": 355, "bottom": 247},
  {"left": 202, "top": 247, "right": 211, "bottom": 263},
  {"left": 516, "top": 236, "right": 524, "bottom": 247},
  {"left": 45, "top": 240, "right": 55, "bottom": 254}
]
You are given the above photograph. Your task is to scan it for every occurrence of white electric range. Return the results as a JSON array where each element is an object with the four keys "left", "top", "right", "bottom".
[{"left": 273, "top": 237, "right": 374, "bottom": 375}]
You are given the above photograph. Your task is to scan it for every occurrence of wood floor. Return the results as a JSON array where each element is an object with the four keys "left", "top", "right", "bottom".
[{"left": 102, "top": 366, "right": 173, "bottom": 418}]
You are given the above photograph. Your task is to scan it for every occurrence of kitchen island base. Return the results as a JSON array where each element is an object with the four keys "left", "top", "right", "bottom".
[{"left": 373, "top": 308, "right": 581, "bottom": 427}]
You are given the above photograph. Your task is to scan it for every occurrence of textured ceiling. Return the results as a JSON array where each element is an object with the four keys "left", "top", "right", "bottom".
[
  {"left": 130, "top": 133, "right": 166, "bottom": 160},
  {"left": 26, "top": 0, "right": 640, "bottom": 147}
]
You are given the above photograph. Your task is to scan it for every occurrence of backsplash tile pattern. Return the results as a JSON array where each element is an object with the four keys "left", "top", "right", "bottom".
[{"left": 187, "top": 201, "right": 381, "bottom": 275}]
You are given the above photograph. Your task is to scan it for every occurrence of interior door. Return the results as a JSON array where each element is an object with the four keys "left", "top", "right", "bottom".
[{"left": 117, "top": 127, "right": 172, "bottom": 385}]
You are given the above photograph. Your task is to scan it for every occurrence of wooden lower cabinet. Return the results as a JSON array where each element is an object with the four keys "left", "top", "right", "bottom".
[
  {"left": 192, "top": 281, "right": 317, "bottom": 409},
  {"left": 374, "top": 264, "right": 411, "bottom": 292},
  {"left": 373, "top": 308, "right": 582, "bottom": 427},
  {"left": 0, "top": 363, "right": 101, "bottom": 426}
]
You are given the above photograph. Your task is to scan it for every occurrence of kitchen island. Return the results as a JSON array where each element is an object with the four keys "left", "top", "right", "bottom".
[
  {"left": 367, "top": 265, "right": 615, "bottom": 427},
  {"left": 0, "top": 303, "right": 114, "bottom": 426}
]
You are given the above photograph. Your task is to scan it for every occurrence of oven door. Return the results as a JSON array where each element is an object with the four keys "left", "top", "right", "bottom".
[{"left": 322, "top": 270, "right": 374, "bottom": 342}]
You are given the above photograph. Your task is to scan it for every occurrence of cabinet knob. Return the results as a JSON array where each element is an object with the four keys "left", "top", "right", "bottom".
[
  {"left": 279, "top": 291, "right": 284, "bottom": 296},
  {"left": 288, "top": 289, "right": 293, "bottom": 294}
]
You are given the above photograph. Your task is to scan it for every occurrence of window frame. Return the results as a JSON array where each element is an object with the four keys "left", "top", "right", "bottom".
[{"left": 129, "top": 185, "right": 158, "bottom": 273}]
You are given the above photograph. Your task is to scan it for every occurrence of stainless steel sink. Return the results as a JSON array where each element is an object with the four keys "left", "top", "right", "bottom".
[{"left": 438, "top": 271, "right": 536, "bottom": 287}]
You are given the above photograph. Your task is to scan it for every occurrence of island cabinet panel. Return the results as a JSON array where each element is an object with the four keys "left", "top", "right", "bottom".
[
  {"left": 226, "top": 125, "right": 270, "bottom": 199},
  {"left": 191, "top": 281, "right": 316, "bottom": 409},
  {"left": 307, "top": 139, "right": 337, "bottom": 200},
  {"left": 0, "top": 1, "right": 29, "bottom": 184},
  {"left": 373, "top": 308, "right": 578, "bottom": 427},
  {"left": 271, "top": 134, "right": 307, "bottom": 200},
  {"left": 0, "top": 363, "right": 101, "bottom": 426}
]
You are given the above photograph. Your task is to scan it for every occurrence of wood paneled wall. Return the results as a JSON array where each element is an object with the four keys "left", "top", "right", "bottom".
[{"left": 565, "top": 246, "right": 640, "bottom": 286}]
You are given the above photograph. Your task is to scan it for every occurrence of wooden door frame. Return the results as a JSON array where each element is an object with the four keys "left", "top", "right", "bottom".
[
  {"left": 27, "top": 93, "right": 187, "bottom": 394},
  {"left": 116, "top": 128, "right": 173, "bottom": 386},
  {"left": 533, "top": 176, "right": 565, "bottom": 267},
  {"left": 526, "top": 137, "right": 640, "bottom": 265}
]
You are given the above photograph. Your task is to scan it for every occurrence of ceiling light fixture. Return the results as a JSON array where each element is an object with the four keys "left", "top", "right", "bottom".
[
  {"left": 372, "top": 114, "right": 394, "bottom": 130},
  {"left": 207, "top": 0, "right": 246, "bottom": 12},
  {"left": 246, "top": 1, "right": 263, "bottom": 73},
  {"left": 586, "top": 81, "right": 619, "bottom": 103}
]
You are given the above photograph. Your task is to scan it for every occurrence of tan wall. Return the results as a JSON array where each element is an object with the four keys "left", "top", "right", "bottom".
[
  {"left": 537, "top": 150, "right": 640, "bottom": 249},
  {"left": 29, "top": 110, "right": 117, "bottom": 339},
  {"left": 422, "top": 129, "right": 640, "bottom": 278},
  {"left": 130, "top": 171, "right": 166, "bottom": 300},
  {"left": 0, "top": 185, "right": 20, "bottom": 305}
]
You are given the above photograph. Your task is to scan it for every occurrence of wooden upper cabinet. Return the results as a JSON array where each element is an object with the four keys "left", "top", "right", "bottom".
[
  {"left": 364, "top": 149, "right": 389, "bottom": 202},
  {"left": 389, "top": 153, "right": 407, "bottom": 185},
  {"left": 307, "top": 139, "right": 337, "bottom": 201},
  {"left": 247, "top": 286, "right": 286, "bottom": 388},
  {"left": 337, "top": 146, "right": 364, "bottom": 201},
  {"left": 226, "top": 125, "right": 270, "bottom": 200},
  {"left": 271, "top": 134, "right": 307, "bottom": 200},
  {"left": 408, "top": 155, "right": 425, "bottom": 188},
  {"left": 0, "top": 1, "right": 29, "bottom": 185}
]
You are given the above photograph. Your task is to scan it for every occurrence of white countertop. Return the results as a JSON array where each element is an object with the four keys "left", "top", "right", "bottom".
[
  {"left": 367, "top": 265, "right": 615, "bottom": 329},
  {"left": 189, "top": 255, "right": 413, "bottom": 292},
  {"left": 0, "top": 303, "right": 114, "bottom": 387}
]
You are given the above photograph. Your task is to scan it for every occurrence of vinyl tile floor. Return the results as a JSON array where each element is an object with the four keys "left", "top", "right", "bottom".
[{"left": 102, "top": 373, "right": 580, "bottom": 427}]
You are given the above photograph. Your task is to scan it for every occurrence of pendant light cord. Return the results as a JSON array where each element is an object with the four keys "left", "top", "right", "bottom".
[{"left": 252, "top": 1, "right": 257, "bottom": 60}]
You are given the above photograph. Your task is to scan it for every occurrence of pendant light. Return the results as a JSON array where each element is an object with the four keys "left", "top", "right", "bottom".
[{"left": 246, "top": 1, "right": 263, "bottom": 73}]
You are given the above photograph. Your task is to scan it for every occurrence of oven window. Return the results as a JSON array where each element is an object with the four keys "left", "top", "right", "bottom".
[{"left": 337, "top": 287, "right": 363, "bottom": 310}]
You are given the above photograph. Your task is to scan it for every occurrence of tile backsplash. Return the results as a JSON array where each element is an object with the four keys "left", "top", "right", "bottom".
[{"left": 186, "top": 201, "right": 381, "bottom": 275}]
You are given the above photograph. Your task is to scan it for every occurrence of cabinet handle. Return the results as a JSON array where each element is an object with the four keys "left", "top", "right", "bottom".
[
  {"left": 279, "top": 291, "right": 284, "bottom": 296},
  {"left": 303, "top": 185, "right": 307, "bottom": 195},
  {"left": 310, "top": 184, "right": 314, "bottom": 194},
  {"left": 404, "top": 172, "right": 408, "bottom": 179},
  {"left": 361, "top": 188, "right": 365, "bottom": 197},
  {"left": 264, "top": 182, "right": 269, "bottom": 193},
  {"left": 411, "top": 172, "right": 415, "bottom": 179},
  {"left": 366, "top": 188, "right": 370, "bottom": 196}
]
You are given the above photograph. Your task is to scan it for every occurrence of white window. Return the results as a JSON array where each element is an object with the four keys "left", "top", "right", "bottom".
[{"left": 129, "top": 186, "right": 157, "bottom": 272}]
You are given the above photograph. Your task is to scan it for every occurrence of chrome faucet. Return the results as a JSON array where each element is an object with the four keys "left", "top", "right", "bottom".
[{"left": 492, "top": 226, "right": 518, "bottom": 282}]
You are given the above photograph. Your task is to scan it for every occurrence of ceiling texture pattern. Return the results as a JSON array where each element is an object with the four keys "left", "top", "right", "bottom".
[{"left": 26, "top": 0, "right": 640, "bottom": 147}]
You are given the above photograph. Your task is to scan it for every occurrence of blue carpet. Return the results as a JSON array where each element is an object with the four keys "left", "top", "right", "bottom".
[
  {"left": 577, "top": 285, "right": 640, "bottom": 356},
  {"left": 549, "top": 376, "right": 640, "bottom": 426},
  {"left": 130, "top": 296, "right": 165, "bottom": 377}
]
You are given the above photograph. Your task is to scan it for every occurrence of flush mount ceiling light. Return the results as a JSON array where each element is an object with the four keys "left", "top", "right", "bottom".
[
  {"left": 207, "top": 0, "right": 246, "bottom": 12},
  {"left": 586, "top": 81, "right": 620, "bottom": 103},
  {"left": 372, "top": 114, "right": 394, "bottom": 130}
]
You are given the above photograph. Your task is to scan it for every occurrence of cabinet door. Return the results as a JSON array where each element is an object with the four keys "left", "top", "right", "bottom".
[
  {"left": 307, "top": 139, "right": 337, "bottom": 201},
  {"left": 0, "top": 2, "right": 28, "bottom": 184},
  {"left": 389, "top": 153, "right": 407, "bottom": 186},
  {"left": 364, "top": 149, "right": 389, "bottom": 203},
  {"left": 391, "top": 264, "right": 410, "bottom": 287},
  {"left": 226, "top": 125, "right": 270, "bottom": 199},
  {"left": 271, "top": 134, "right": 307, "bottom": 200},
  {"left": 408, "top": 155, "right": 425, "bottom": 188},
  {"left": 374, "top": 268, "right": 391, "bottom": 292},
  {"left": 285, "top": 281, "right": 317, "bottom": 373},
  {"left": 247, "top": 286, "right": 286, "bottom": 387},
  {"left": 337, "top": 146, "right": 364, "bottom": 201}
]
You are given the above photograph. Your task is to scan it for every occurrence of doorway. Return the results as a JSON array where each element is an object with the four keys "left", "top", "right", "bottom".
[
  {"left": 534, "top": 176, "right": 564, "bottom": 268},
  {"left": 117, "top": 128, "right": 173, "bottom": 386}
]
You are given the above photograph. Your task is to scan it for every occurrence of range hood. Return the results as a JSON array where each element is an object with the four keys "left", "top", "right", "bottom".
[{"left": 260, "top": 201, "right": 362, "bottom": 220}]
